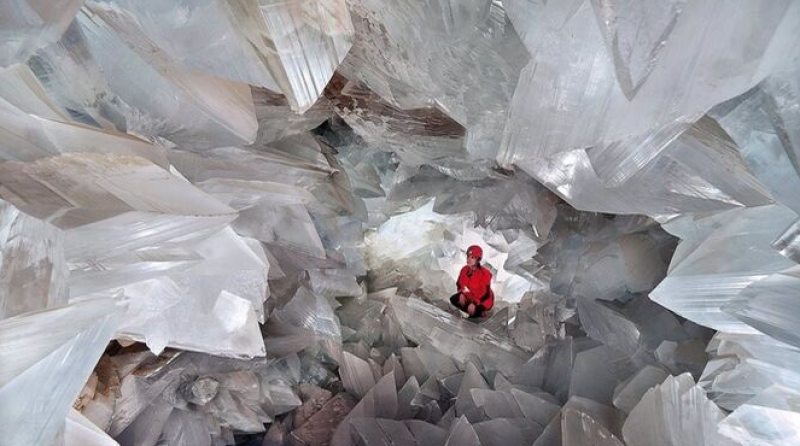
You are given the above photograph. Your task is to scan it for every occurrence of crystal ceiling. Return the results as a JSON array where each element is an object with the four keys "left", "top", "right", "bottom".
[{"left": 1, "top": 1, "right": 799, "bottom": 445}]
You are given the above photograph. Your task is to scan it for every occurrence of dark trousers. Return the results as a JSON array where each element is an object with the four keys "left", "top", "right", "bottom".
[{"left": 450, "top": 293, "right": 487, "bottom": 318}]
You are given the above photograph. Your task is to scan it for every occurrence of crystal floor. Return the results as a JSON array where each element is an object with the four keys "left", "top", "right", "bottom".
[{"left": 1, "top": 1, "right": 799, "bottom": 445}]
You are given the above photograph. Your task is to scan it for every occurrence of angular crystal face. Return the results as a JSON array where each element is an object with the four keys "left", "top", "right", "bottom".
[
  {"left": 329, "top": 76, "right": 468, "bottom": 167},
  {"left": 343, "top": 0, "right": 529, "bottom": 161},
  {"left": 712, "top": 65, "right": 800, "bottom": 215},
  {"left": 0, "top": 0, "right": 83, "bottom": 67},
  {"left": 1, "top": 0, "right": 800, "bottom": 445},
  {"left": 225, "top": 0, "right": 354, "bottom": 113},
  {"left": 0, "top": 89, "right": 169, "bottom": 164},
  {"left": 622, "top": 373, "right": 726, "bottom": 446},
  {"left": 53, "top": 0, "right": 352, "bottom": 116},
  {"left": 612, "top": 365, "right": 669, "bottom": 413},
  {"left": 389, "top": 296, "right": 530, "bottom": 377},
  {"left": 700, "top": 332, "right": 800, "bottom": 411},
  {"left": 592, "top": 0, "right": 686, "bottom": 99},
  {"left": 85, "top": 0, "right": 282, "bottom": 92},
  {"left": 500, "top": 0, "right": 800, "bottom": 175},
  {"left": 64, "top": 408, "right": 119, "bottom": 446},
  {"left": 718, "top": 384, "right": 800, "bottom": 445},
  {"left": 724, "top": 269, "right": 800, "bottom": 349},
  {"left": 0, "top": 153, "right": 270, "bottom": 357},
  {"left": 0, "top": 198, "right": 67, "bottom": 320},
  {"left": 652, "top": 204, "right": 800, "bottom": 333},
  {"left": 0, "top": 298, "right": 126, "bottom": 445}
]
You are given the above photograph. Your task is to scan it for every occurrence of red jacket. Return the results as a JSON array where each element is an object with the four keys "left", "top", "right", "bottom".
[{"left": 457, "top": 265, "right": 494, "bottom": 309}]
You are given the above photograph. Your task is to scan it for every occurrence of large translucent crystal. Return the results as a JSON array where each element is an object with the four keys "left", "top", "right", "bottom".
[
  {"left": 0, "top": 298, "right": 126, "bottom": 445},
  {"left": 224, "top": 0, "right": 354, "bottom": 112},
  {"left": 31, "top": 3, "right": 260, "bottom": 148},
  {"left": 533, "top": 396, "right": 626, "bottom": 446},
  {"left": 651, "top": 204, "right": 799, "bottom": 333},
  {"left": 265, "top": 286, "right": 341, "bottom": 359},
  {"left": 169, "top": 137, "right": 364, "bottom": 219},
  {"left": 107, "top": 232, "right": 268, "bottom": 357},
  {"left": 724, "top": 269, "right": 800, "bottom": 350},
  {"left": 718, "top": 384, "right": 800, "bottom": 445},
  {"left": 622, "top": 373, "right": 726, "bottom": 446},
  {"left": 612, "top": 365, "right": 668, "bottom": 414},
  {"left": 65, "top": 408, "right": 119, "bottom": 446},
  {"left": 511, "top": 115, "right": 774, "bottom": 216},
  {"left": 700, "top": 332, "right": 800, "bottom": 410},
  {"left": 329, "top": 77, "right": 467, "bottom": 167},
  {"left": 501, "top": 0, "right": 800, "bottom": 187},
  {"left": 0, "top": 153, "right": 272, "bottom": 357},
  {"left": 0, "top": 94, "right": 168, "bottom": 164},
  {"left": 0, "top": 199, "right": 67, "bottom": 320},
  {"left": 389, "top": 296, "right": 530, "bottom": 377},
  {"left": 0, "top": 153, "right": 235, "bottom": 253},
  {"left": 712, "top": 60, "right": 800, "bottom": 215},
  {"left": 85, "top": 0, "right": 353, "bottom": 113},
  {"left": 578, "top": 296, "right": 688, "bottom": 359},
  {"left": 331, "top": 372, "right": 399, "bottom": 446},
  {"left": 0, "top": 0, "right": 82, "bottom": 67},
  {"left": 343, "top": 0, "right": 529, "bottom": 161},
  {"left": 85, "top": 0, "right": 281, "bottom": 92}
]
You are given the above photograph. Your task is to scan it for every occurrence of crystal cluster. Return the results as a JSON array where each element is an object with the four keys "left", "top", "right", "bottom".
[{"left": 1, "top": 1, "right": 799, "bottom": 446}]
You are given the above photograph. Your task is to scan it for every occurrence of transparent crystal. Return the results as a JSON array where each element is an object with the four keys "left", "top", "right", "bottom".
[
  {"left": 712, "top": 63, "right": 800, "bottom": 214},
  {"left": 0, "top": 0, "right": 83, "bottom": 67},
  {"left": 344, "top": 0, "right": 529, "bottom": 161},
  {"left": 0, "top": 298, "right": 126, "bottom": 445},
  {"left": 612, "top": 365, "right": 669, "bottom": 413},
  {"left": 718, "top": 384, "right": 800, "bottom": 445},
  {"left": 622, "top": 373, "right": 726, "bottom": 446},
  {"left": 0, "top": 92, "right": 168, "bottom": 164},
  {"left": 500, "top": 0, "right": 800, "bottom": 185},
  {"left": 64, "top": 408, "right": 119, "bottom": 446},
  {"left": 652, "top": 204, "right": 799, "bottom": 332},
  {"left": 389, "top": 296, "right": 530, "bottom": 377},
  {"left": 70, "top": 3, "right": 259, "bottom": 147},
  {"left": 224, "top": 0, "right": 353, "bottom": 112},
  {"left": 0, "top": 199, "right": 67, "bottom": 320}
]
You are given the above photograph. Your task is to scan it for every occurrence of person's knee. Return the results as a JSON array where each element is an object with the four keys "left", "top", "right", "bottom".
[{"left": 450, "top": 294, "right": 460, "bottom": 306}]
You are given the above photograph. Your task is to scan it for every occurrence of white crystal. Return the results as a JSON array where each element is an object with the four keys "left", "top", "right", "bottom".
[
  {"left": 718, "top": 384, "right": 800, "bottom": 445},
  {"left": 0, "top": 0, "right": 83, "bottom": 67},
  {"left": 65, "top": 408, "right": 119, "bottom": 446},
  {"left": 622, "top": 373, "right": 726, "bottom": 446},
  {"left": 0, "top": 298, "right": 126, "bottom": 445},
  {"left": 70, "top": 2, "right": 259, "bottom": 147},
  {"left": 500, "top": 0, "right": 800, "bottom": 183},
  {"left": 651, "top": 204, "right": 799, "bottom": 333},
  {"left": 0, "top": 198, "right": 67, "bottom": 320},
  {"left": 612, "top": 365, "right": 669, "bottom": 413},
  {"left": 389, "top": 296, "right": 530, "bottom": 377}
]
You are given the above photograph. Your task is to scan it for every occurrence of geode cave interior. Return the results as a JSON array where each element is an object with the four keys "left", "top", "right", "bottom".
[{"left": 1, "top": 1, "right": 800, "bottom": 445}]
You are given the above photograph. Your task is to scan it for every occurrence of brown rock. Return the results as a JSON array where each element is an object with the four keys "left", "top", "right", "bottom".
[{"left": 290, "top": 393, "right": 357, "bottom": 446}]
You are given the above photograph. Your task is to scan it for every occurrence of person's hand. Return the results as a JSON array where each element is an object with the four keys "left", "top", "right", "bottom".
[{"left": 462, "top": 286, "right": 470, "bottom": 293}]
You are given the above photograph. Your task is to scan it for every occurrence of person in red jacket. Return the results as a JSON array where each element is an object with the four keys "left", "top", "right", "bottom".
[{"left": 450, "top": 245, "right": 494, "bottom": 318}]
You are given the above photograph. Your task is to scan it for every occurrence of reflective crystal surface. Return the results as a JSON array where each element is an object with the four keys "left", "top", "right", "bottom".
[
  {"left": 0, "top": 1, "right": 799, "bottom": 445},
  {"left": 0, "top": 198, "right": 67, "bottom": 319},
  {"left": 0, "top": 0, "right": 83, "bottom": 67},
  {"left": 0, "top": 298, "right": 126, "bottom": 445},
  {"left": 718, "top": 384, "right": 800, "bottom": 445},
  {"left": 622, "top": 373, "right": 726, "bottom": 446}
]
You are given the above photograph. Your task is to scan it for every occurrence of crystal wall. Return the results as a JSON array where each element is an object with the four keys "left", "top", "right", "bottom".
[{"left": 1, "top": 1, "right": 799, "bottom": 445}]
